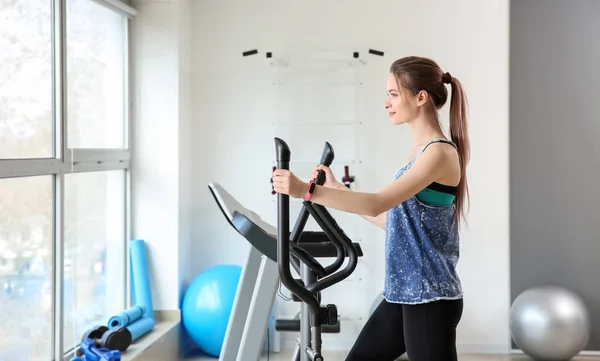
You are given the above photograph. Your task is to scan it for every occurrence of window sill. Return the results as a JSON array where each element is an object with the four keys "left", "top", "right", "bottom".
[
  {"left": 64, "top": 310, "right": 181, "bottom": 361},
  {"left": 121, "top": 310, "right": 181, "bottom": 361}
]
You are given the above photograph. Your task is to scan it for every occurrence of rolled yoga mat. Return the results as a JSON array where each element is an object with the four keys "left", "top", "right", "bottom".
[
  {"left": 107, "top": 306, "right": 143, "bottom": 329},
  {"left": 106, "top": 239, "right": 155, "bottom": 343},
  {"left": 127, "top": 316, "right": 156, "bottom": 342},
  {"left": 130, "top": 239, "right": 154, "bottom": 319}
]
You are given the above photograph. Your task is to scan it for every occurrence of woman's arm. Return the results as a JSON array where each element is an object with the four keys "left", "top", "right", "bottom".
[
  {"left": 361, "top": 212, "right": 386, "bottom": 230},
  {"left": 332, "top": 182, "right": 386, "bottom": 230},
  {"left": 272, "top": 144, "right": 448, "bottom": 217},
  {"left": 307, "top": 146, "right": 447, "bottom": 216}
]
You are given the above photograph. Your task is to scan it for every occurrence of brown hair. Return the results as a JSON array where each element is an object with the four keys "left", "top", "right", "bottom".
[{"left": 390, "top": 56, "right": 470, "bottom": 226}]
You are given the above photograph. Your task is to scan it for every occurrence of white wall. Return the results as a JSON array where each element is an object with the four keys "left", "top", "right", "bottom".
[
  {"left": 176, "top": 0, "right": 193, "bottom": 301},
  {"left": 189, "top": 0, "right": 510, "bottom": 353},
  {"left": 130, "top": 0, "right": 192, "bottom": 311},
  {"left": 131, "top": 0, "right": 511, "bottom": 354}
]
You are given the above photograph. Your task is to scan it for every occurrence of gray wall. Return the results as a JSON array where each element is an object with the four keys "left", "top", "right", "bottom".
[{"left": 510, "top": 0, "right": 600, "bottom": 350}]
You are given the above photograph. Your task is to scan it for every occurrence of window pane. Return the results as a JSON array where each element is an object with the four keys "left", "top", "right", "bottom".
[
  {"left": 0, "top": 176, "right": 53, "bottom": 361},
  {"left": 63, "top": 170, "right": 126, "bottom": 351},
  {"left": 67, "top": 0, "right": 126, "bottom": 149},
  {"left": 0, "top": 1, "right": 53, "bottom": 159}
]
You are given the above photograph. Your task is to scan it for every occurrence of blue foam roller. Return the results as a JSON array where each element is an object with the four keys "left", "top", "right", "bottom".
[
  {"left": 130, "top": 239, "right": 154, "bottom": 319},
  {"left": 126, "top": 316, "right": 156, "bottom": 342},
  {"left": 107, "top": 306, "right": 143, "bottom": 329}
]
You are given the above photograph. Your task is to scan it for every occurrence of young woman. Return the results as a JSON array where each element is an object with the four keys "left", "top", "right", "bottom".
[{"left": 272, "top": 56, "right": 469, "bottom": 361}]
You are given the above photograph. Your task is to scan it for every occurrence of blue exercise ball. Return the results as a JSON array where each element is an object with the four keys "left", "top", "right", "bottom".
[{"left": 182, "top": 264, "right": 242, "bottom": 357}]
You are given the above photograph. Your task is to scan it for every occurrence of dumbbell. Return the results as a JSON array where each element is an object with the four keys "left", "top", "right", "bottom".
[
  {"left": 71, "top": 338, "right": 121, "bottom": 361},
  {"left": 78, "top": 325, "right": 132, "bottom": 354}
]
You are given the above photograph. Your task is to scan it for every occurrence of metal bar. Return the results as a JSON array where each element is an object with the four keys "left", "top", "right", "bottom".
[
  {"left": 235, "top": 257, "right": 279, "bottom": 361},
  {"left": 90, "top": 0, "right": 137, "bottom": 17},
  {"left": 55, "top": 0, "right": 67, "bottom": 359},
  {"left": 300, "top": 263, "right": 313, "bottom": 361},
  {"left": 68, "top": 160, "right": 130, "bottom": 173},
  {"left": 60, "top": 0, "right": 68, "bottom": 167},
  {"left": 0, "top": 159, "right": 62, "bottom": 178},
  {"left": 51, "top": 0, "right": 58, "bottom": 356},
  {"left": 292, "top": 341, "right": 301, "bottom": 361},
  {"left": 0, "top": 158, "right": 130, "bottom": 178},
  {"left": 124, "top": 14, "right": 132, "bottom": 150},
  {"left": 123, "top": 7, "right": 133, "bottom": 306},
  {"left": 53, "top": 173, "right": 65, "bottom": 361},
  {"left": 52, "top": 0, "right": 61, "bottom": 161},
  {"left": 124, "top": 12, "right": 134, "bottom": 307},
  {"left": 125, "top": 169, "right": 132, "bottom": 307},
  {"left": 64, "top": 149, "right": 130, "bottom": 164},
  {"left": 219, "top": 246, "right": 263, "bottom": 361}
]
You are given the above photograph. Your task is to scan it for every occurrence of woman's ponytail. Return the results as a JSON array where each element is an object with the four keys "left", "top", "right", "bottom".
[{"left": 447, "top": 75, "right": 470, "bottom": 227}]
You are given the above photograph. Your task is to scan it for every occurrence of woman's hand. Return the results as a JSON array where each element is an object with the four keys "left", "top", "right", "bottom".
[
  {"left": 312, "top": 165, "right": 343, "bottom": 189},
  {"left": 272, "top": 169, "right": 308, "bottom": 198}
]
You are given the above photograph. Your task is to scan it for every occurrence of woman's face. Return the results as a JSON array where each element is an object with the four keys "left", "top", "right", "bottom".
[{"left": 384, "top": 73, "right": 420, "bottom": 126}]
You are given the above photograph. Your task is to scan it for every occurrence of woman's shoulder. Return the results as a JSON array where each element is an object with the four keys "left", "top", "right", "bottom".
[{"left": 423, "top": 140, "right": 461, "bottom": 184}]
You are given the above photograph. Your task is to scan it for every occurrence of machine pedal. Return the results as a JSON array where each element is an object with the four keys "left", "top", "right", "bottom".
[{"left": 274, "top": 319, "right": 340, "bottom": 333}]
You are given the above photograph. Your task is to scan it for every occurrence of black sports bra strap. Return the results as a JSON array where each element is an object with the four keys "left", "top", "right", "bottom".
[{"left": 417, "top": 138, "right": 457, "bottom": 156}]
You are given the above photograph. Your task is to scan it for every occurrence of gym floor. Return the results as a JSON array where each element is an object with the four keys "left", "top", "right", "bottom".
[
  {"left": 184, "top": 350, "right": 600, "bottom": 360},
  {"left": 254, "top": 352, "right": 599, "bottom": 361}
]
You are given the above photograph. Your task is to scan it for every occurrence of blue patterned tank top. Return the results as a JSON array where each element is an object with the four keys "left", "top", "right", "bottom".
[{"left": 383, "top": 138, "right": 463, "bottom": 304}]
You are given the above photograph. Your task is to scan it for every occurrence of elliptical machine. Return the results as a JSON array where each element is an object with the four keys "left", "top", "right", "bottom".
[
  {"left": 207, "top": 137, "right": 361, "bottom": 361},
  {"left": 274, "top": 137, "right": 360, "bottom": 361}
]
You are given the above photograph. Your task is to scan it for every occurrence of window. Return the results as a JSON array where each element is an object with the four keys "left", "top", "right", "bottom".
[
  {"left": 0, "top": 0, "right": 136, "bottom": 360},
  {"left": 67, "top": 0, "right": 127, "bottom": 149},
  {"left": 0, "top": 176, "right": 53, "bottom": 360},
  {"left": 0, "top": 0, "right": 53, "bottom": 159},
  {"left": 63, "top": 170, "right": 127, "bottom": 350}
]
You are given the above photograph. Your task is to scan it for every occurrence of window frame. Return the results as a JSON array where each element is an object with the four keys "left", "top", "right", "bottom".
[{"left": 0, "top": 0, "right": 136, "bottom": 359}]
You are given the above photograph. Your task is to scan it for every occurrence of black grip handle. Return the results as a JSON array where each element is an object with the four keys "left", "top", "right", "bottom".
[
  {"left": 314, "top": 142, "right": 333, "bottom": 186},
  {"left": 315, "top": 169, "right": 326, "bottom": 185},
  {"left": 319, "top": 142, "right": 334, "bottom": 167}
]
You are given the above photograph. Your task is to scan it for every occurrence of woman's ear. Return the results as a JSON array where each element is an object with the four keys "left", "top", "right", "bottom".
[{"left": 416, "top": 90, "right": 429, "bottom": 107}]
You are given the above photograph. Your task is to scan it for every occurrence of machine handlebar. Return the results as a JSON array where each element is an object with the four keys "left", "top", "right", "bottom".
[{"left": 274, "top": 137, "right": 359, "bottom": 328}]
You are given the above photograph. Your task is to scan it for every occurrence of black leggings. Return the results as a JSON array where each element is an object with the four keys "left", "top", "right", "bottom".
[{"left": 345, "top": 298, "right": 463, "bottom": 361}]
